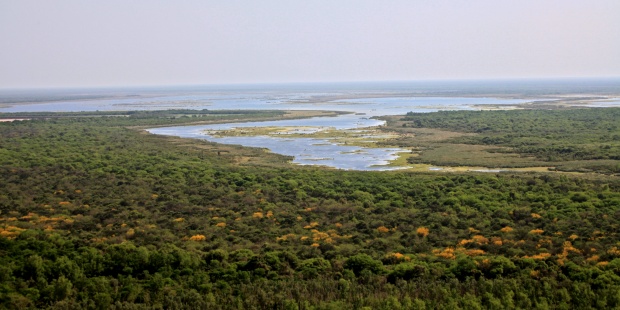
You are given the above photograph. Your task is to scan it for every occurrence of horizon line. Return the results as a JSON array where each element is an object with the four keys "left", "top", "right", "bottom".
[{"left": 2, "top": 76, "right": 620, "bottom": 92}]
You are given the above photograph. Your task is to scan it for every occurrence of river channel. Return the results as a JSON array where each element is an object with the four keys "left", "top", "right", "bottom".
[
  {"left": 3, "top": 82, "right": 618, "bottom": 170},
  {"left": 0, "top": 88, "right": 546, "bottom": 170},
  {"left": 144, "top": 96, "right": 534, "bottom": 170}
]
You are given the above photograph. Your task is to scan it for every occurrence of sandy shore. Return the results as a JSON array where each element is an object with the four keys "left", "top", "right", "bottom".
[{"left": 0, "top": 118, "right": 29, "bottom": 122}]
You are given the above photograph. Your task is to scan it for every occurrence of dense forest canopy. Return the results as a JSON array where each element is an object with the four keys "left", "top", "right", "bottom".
[{"left": 1, "top": 109, "right": 619, "bottom": 309}]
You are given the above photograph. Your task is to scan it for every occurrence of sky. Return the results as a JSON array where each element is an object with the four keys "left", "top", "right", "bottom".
[{"left": 1, "top": 0, "right": 619, "bottom": 88}]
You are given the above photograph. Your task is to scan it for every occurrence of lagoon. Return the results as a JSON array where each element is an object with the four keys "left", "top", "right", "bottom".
[
  {"left": 0, "top": 84, "right": 565, "bottom": 170},
  {"left": 142, "top": 95, "right": 535, "bottom": 170}
]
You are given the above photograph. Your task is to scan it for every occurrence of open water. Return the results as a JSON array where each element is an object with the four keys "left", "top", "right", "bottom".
[{"left": 2, "top": 80, "right": 618, "bottom": 170}]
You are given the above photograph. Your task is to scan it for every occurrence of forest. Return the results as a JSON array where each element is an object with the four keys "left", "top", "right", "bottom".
[
  {"left": 381, "top": 108, "right": 620, "bottom": 174},
  {"left": 1, "top": 109, "right": 620, "bottom": 309}
]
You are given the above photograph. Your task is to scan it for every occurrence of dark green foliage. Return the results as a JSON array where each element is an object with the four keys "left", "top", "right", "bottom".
[
  {"left": 387, "top": 262, "right": 427, "bottom": 282},
  {"left": 344, "top": 254, "right": 384, "bottom": 276},
  {"left": 0, "top": 111, "right": 619, "bottom": 308}
]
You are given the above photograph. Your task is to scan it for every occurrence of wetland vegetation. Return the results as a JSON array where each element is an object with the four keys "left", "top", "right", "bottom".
[
  {"left": 381, "top": 108, "right": 620, "bottom": 174},
  {"left": 1, "top": 108, "right": 620, "bottom": 309}
]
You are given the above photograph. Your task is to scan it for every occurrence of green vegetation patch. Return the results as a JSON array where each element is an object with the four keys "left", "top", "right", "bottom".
[
  {"left": 1, "top": 112, "right": 620, "bottom": 309},
  {"left": 386, "top": 108, "right": 620, "bottom": 174}
]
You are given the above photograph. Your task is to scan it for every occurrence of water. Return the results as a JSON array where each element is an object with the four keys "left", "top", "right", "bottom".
[
  {"left": 140, "top": 96, "right": 533, "bottom": 170},
  {"left": 149, "top": 123, "right": 407, "bottom": 171},
  {"left": 585, "top": 98, "right": 620, "bottom": 108},
  {"left": 3, "top": 80, "right": 618, "bottom": 170},
  {"left": 0, "top": 91, "right": 530, "bottom": 115}
]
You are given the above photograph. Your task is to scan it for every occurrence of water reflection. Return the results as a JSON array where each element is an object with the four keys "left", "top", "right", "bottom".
[
  {"left": 147, "top": 119, "right": 408, "bottom": 171},
  {"left": 145, "top": 96, "right": 536, "bottom": 170},
  {"left": 2, "top": 91, "right": 539, "bottom": 170}
]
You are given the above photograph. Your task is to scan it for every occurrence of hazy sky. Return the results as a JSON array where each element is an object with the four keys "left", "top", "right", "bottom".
[{"left": 1, "top": 0, "right": 619, "bottom": 88}]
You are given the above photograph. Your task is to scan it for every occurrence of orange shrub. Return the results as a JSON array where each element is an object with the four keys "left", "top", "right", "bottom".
[
  {"left": 216, "top": 222, "right": 226, "bottom": 227},
  {"left": 189, "top": 234, "right": 206, "bottom": 241},
  {"left": 20, "top": 212, "right": 37, "bottom": 220},
  {"left": 472, "top": 235, "right": 489, "bottom": 244},
  {"left": 468, "top": 227, "right": 480, "bottom": 233},
  {"left": 433, "top": 247, "right": 455, "bottom": 259},
  {"left": 276, "top": 233, "right": 296, "bottom": 242},
  {"left": 392, "top": 253, "right": 404, "bottom": 260},
  {"left": 459, "top": 239, "right": 472, "bottom": 246},
  {"left": 0, "top": 226, "right": 25, "bottom": 239},
  {"left": 562, "top": 241, "right": 580, "bottom": 254},
  {"left": 312, "top": 231, "right": 329, "bottom": 241},
  {"left": 608, "top": 247, "right": 620, "bottom": 256},
  {"left": 377, "top": 226, "right": 390, "bottom": 233},
  {"left": 529, "top": 229, "right": 544, "bottom": 235},
  {"left": 524, "top": 253, "right": 551, "bottom": 260},
  {"left": 500, "top": 226, "right": 513, "bottom": 233},
  {"left": 385, "top": 252, "right": 411, "bottom": 263},
  {"left": 416, "top": 227, "right": 429, "bottom": 237},
  {"left": 464, "top": 249, "right": 485, "bottom": 256}
]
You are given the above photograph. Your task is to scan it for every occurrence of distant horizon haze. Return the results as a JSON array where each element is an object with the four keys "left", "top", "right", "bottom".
[
  {"left": 1, "top": 76, "right": 619, "bottom": 92},
  {"left": 1, "top": 1, "right": 619, "bottom": 89}
]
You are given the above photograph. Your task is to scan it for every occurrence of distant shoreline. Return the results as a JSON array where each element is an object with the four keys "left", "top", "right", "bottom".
[{"left": 2, "top": 77, "right": 620, "bottom": 107}]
